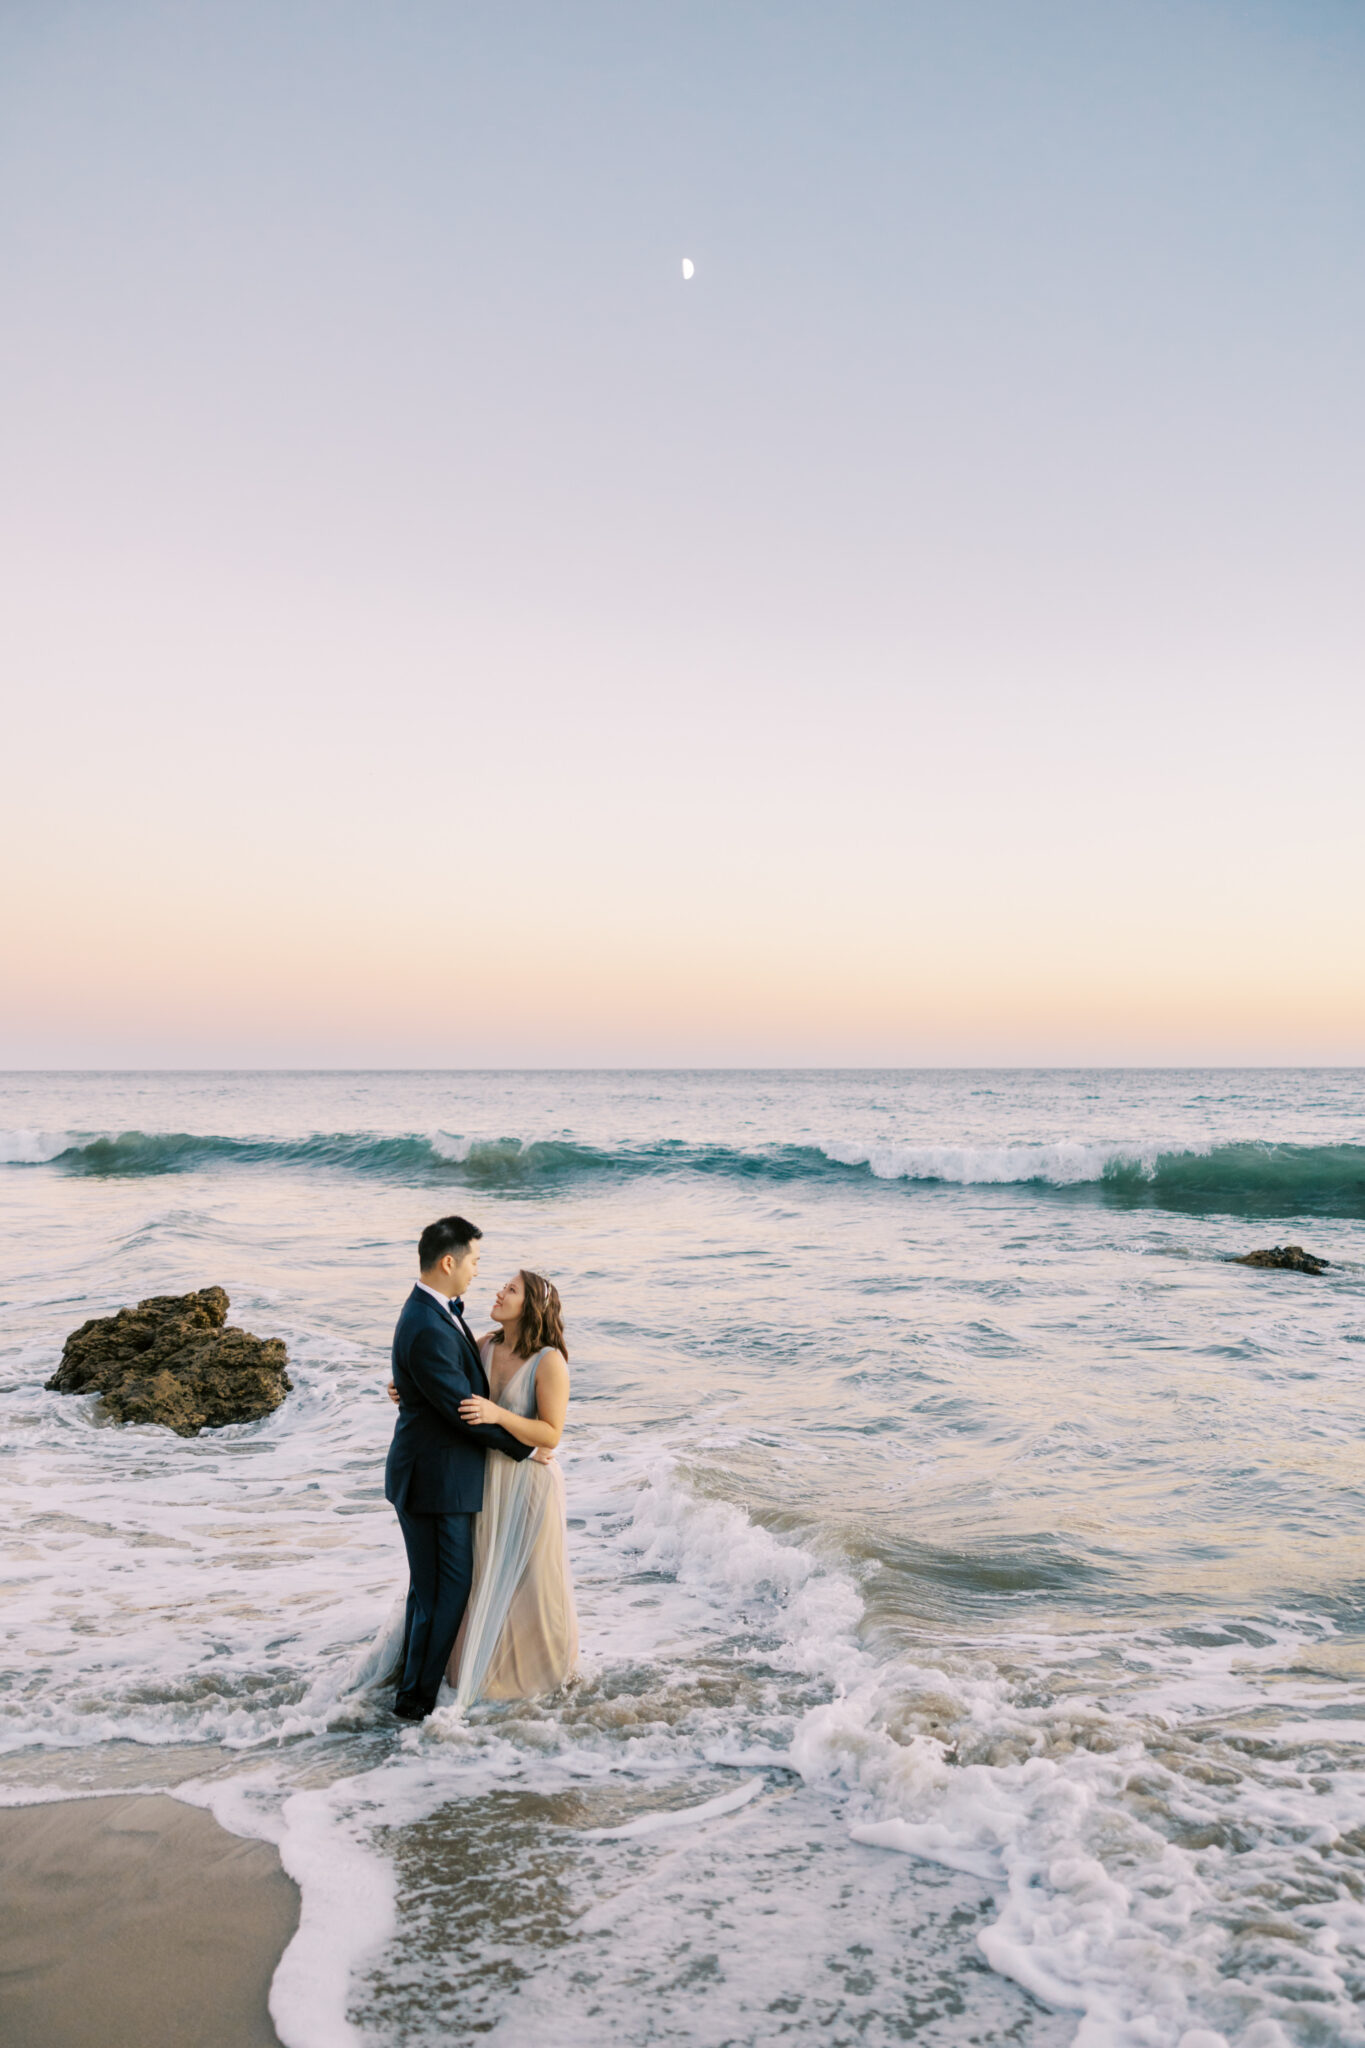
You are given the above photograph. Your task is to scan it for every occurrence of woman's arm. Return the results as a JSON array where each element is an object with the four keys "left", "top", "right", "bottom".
[
  {"left": 408, "top": 1329, "right": 534, "bottom": 1461},
  {"left": 458, "top": 1351, "right": 569, "bottom": 1448}
]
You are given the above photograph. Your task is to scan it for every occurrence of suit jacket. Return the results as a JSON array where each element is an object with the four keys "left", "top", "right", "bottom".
[{"left": 384, "top": 1285, "right": 533, "bottom": 1515}]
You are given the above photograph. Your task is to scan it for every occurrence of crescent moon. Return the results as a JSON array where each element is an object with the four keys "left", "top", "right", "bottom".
[{"left": 681, "top": 258, "right": 695, "bottom": 280}]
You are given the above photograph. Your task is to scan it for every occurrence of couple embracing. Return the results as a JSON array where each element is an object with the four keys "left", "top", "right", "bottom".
[{"left": 384, "top": 1213, "right": 578, "bottom": 1721}]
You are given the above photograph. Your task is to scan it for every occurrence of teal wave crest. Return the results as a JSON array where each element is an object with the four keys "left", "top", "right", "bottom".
[{"left": 9, "top": 1130, "right": 1364, "bottom": 1218}]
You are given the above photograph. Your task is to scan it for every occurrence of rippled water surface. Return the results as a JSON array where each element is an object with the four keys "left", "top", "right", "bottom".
[{"left": 2, "top": 1070, "right": 1363, "bottom": 2048}]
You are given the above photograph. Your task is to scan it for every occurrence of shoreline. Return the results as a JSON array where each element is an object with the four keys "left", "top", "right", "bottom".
[{"left": 0, "top": 1793, "right": 299, "bottom": 2048}]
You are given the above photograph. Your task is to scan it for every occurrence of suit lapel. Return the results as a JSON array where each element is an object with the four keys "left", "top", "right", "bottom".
[
  {"left": 419, "top": 1288, "right": 487, "bottom": 1391},
  {"left": 452, "top": 1311, "right": 489, "bottom": 1394}
]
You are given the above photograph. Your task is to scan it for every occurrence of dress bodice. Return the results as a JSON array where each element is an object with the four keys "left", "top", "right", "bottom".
[{"left": 484, "top": 1343, "right": 545, "bottom": 1419}]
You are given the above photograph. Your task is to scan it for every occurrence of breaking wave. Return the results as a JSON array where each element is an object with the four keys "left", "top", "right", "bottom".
[
  {"left": 2, "top": 1128, "right": 1362, "bottom": 1216},
  {"left": 832, "top": 1137, "right": 1365, "bottom": 1217}
]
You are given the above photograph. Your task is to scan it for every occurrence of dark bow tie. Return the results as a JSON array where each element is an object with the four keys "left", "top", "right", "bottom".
[{"left": 448, "top": 1297, "right": 465, "bottom": 1318}]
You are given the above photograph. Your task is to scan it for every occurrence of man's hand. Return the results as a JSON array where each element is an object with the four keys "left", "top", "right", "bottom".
[
  {"left": 458, "top": 1395, "right": 499, "bottom": 1426},
  {"left": 529, "top": 1446, "right": 556, "bottom": 1465},
  {"left": 386, "top": 1380, "right": 400, "bottom": 1405}
]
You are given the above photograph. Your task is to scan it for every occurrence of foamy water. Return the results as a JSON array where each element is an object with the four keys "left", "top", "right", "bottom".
[{"left": 1, "top": 1070, "right": 1363, "bottom": 2047}]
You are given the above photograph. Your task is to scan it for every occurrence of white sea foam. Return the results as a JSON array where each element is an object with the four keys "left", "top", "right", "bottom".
[
  {"left": 312, "top": 1469, "right": 1365, "bottom": 2047},
  {"left": 788, "top": 1617, "right": 1365, "bottom": 2048},
  {"left": 0, "top": 1127, "right": 73, "bottom": 1164},
  {"left": 426, "top": 1129, "right": 475, "bottom": 1163},
  {"left": 6, "top": 1417, "right": 1363, "bottom": 2048},
  {"left": 614, "top": 1453, "right": 866, "bottom": 1686},
  {"left": 585, "top": 1775, "right": 763, "bottom": 1837},
  {"left": 820, "top": 1137, "right": 1209, "bottom": 1185},
  {"left": 359, "top": 1456, "right": 1365, "bottom": 2046},
  {"left": 177, "top": 1773, "right": 397, "bottom": 2048},
  {"left": 568, "top": 1465, "right": 1365, "bottom": 2047}
]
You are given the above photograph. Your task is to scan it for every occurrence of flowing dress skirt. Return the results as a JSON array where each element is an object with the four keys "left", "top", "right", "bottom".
[{"left": 449, "top": 1447, "right": 578, "bottom": 1704}]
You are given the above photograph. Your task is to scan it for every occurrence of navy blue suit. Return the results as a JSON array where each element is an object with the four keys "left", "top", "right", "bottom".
[{"left": 385, "top": 1285, "right": 532, "bottom": 1712}]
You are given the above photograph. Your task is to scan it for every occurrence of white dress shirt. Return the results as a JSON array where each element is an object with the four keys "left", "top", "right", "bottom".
[{"left": 416, "top": 1280, "right": 459, "bottom": 1319}]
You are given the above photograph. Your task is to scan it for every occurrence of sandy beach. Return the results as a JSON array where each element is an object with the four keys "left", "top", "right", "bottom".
[{"left": 0, "top": 1794, "right": 298, "bottom": 2048}]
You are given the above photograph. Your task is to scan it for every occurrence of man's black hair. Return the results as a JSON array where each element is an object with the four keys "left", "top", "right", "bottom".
[{"left": 418, "top": 1215, "right": 483, "bottom": 1271}]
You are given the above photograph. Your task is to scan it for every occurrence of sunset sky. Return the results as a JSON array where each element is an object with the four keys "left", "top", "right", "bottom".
[{"left": 2, "top": 1, "right": 1362, "bottom": 1066}]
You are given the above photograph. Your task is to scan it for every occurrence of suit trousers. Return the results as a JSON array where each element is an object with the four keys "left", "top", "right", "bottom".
[{"left": 394, "top": 1506, "right": 475, "bottom": 1711}]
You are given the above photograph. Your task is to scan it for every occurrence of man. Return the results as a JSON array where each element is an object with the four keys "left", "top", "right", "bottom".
[{"left": 384, "top": 1214, "right": 535, "bottom": 1720}]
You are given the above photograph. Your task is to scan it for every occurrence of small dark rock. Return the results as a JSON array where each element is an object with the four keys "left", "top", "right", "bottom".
[
  {"left": 46, "top": 1287, "right": 291, "bottom": 1435},
  {"left": 1233, "top": 1245, "right": 1330, "bottom": 1275}
]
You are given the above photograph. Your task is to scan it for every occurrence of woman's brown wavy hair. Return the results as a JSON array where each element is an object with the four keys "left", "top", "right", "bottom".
[{"left": 495, "top": 1269, "right": 568, "bottom": 1361}]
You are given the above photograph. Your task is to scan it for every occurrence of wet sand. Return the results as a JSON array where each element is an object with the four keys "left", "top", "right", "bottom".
[{"left": 0, "top": 1794, "right": 299, "bottom": 2048}]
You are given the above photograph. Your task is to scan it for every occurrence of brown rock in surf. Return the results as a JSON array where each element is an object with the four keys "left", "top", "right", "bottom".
[
  {"left": 46, "top": 1287, "right": 291, "bottom": 1435},
  {"left": 1232, "top": 1245, "right": 1329, "bottom": 1275}
]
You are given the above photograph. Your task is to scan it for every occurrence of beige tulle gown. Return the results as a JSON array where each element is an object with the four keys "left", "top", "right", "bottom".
[{"left": 448, "top": 1342, "right": 578, "bottom": 1705}]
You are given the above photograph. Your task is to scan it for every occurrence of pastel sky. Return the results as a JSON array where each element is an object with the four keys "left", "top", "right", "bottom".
[{"left": 2, "top": 1, "right": 1362, "bottom": 1067}]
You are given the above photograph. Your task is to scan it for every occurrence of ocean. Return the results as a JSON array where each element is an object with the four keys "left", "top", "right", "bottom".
[{"left": 1, "top": 1068, "right": 1362, "bottom": 2048}]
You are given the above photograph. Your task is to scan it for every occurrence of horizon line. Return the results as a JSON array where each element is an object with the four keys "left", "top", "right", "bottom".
[{"left": 3, "top": 1064, "right": 1364, "bottom": 1078}]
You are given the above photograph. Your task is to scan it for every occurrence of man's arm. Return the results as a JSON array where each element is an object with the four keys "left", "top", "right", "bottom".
[{"left": 406, "top": 1325, "right": 534, "bottom": 1462}]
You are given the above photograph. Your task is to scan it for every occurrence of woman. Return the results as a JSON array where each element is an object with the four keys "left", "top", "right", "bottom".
[{"left": 447, "top": 1269, "right": 578, "bottom": 1706}]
